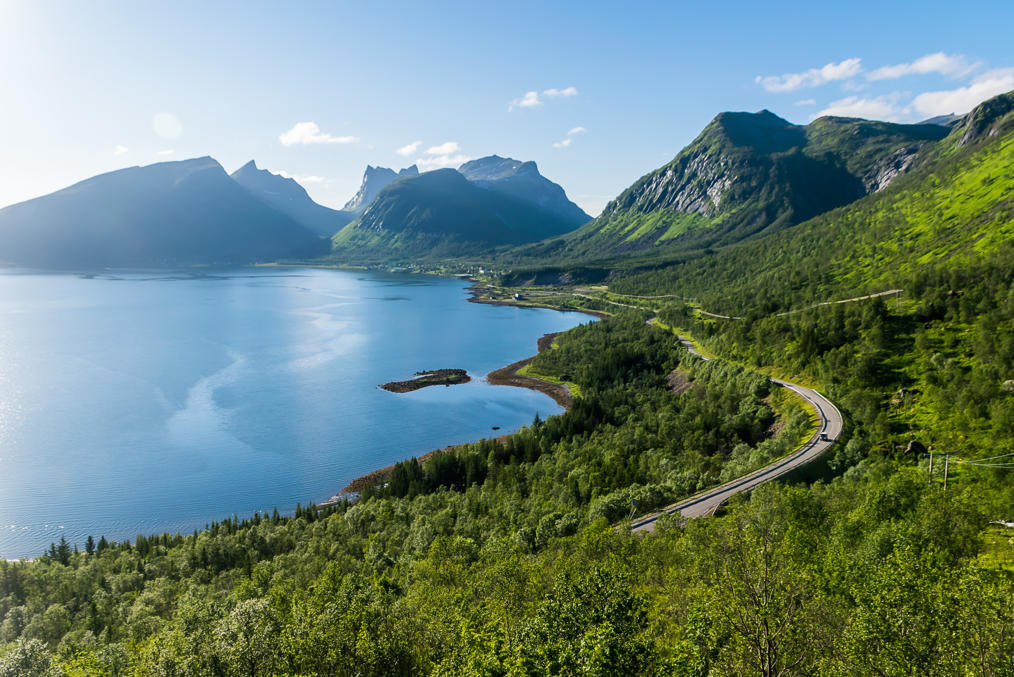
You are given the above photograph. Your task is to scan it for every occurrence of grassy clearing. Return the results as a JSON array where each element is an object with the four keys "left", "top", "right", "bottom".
[{"left": 518, "top": 362, "right": 583, "bottom": 399}]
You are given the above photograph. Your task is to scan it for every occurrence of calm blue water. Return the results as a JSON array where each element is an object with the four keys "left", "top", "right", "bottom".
[{"left": 0, "top": 268, "right": 591, "bottom": 558}]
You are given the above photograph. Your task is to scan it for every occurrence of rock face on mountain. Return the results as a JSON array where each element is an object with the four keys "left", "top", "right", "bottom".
[
  {"left": 330, "top": 162, "right": 588, "bottom": 262},
  {"left": 545, "top": 110, "right": 950, "bottom": 259},
  {"left": 459, "top": 155, "right": 590, "bottom": 224},
  {"left": 0, "top": 157, "right": 327, "bottom": 267},
  {"left": 953, "top": 91, "right": 1014, "bottom": 147},
  {"left": 230, "top": 160, "right": 354, "bottom": 237},
  {"left": 342, "top": 164, "right": 419, "bottom": 212}
]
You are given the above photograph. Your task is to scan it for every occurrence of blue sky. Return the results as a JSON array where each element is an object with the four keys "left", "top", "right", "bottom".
[{"left": 2, "top": 1, "right": 1012, "bottom": 216}]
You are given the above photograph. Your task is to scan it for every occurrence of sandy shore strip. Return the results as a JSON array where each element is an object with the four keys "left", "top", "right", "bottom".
[{"left": 465, "top": 283, "right": 611, "bottom": 320}]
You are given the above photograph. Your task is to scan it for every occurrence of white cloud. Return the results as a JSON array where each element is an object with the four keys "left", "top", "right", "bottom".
[
  {"left": 113, "top": 145, "right": 129, "bottom": 155},
  {"left": 755, "top": 58, "right": 862, "bottom": 92},
  {"left": 544, "top": 86, "right": 578, "bottom": 98},
  {"left": 156, "top": 149, "right": 175, "bottom": 156},
  {"left": 794, "top": 99, "right": 816, "bottom": 106},
  {"left": 425, "top": 141, "right": 461, "bottom": 155},
  {"left": 911, "top": 68, "right": 1014, "bottom": 117},
  {"left": 868, "top": 52, "right": 976, "bottom": 81},
  {"left": 553, "top": 138, "right": 573, "bottom": 148},
  {"left": 279, "top": 122, "right": 358, "bottom": 146},
  {"left": 813, "top": 95, "right": 907, "bottom": 121},
  {"left": 509, "top": 91, "right": 542, "bottom": 111},
  {"left": 396, "top": 141, "right": 422, "bottom": 157},
  {"left": 415, "top": 154, "right": 471, "bottom": 170},
  {"left": 567, "top": 126, "right": 587, "bottom": 135}
]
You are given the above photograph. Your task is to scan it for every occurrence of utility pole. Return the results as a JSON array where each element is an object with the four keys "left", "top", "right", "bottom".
[
  {"left": 928, "top": 453, "right": 933, "bottom": 482},
  {"left": 943, "top": 455, "right": 950, "bottom": 491}
]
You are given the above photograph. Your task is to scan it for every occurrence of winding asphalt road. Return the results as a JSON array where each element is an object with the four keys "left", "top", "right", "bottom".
[{"left": 628, "top": 335, "right": 843, "bottom": 533}]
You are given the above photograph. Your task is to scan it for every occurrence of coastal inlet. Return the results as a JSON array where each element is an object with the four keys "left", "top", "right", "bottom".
[{"left": 380, "top": 369, "right": 471, "bottom": 393}]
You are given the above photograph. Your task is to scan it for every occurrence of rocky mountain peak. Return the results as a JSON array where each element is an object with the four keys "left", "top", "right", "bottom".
[{"left": 343, "top": 164, "right": 417, "bottom": 212}]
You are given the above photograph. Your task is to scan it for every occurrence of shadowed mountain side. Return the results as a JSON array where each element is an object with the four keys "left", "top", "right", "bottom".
[
  {"left": 0, "top": 157, "right": 327, "bottom": 267},
  {"left": 231, "top": 160, "right": 355, "bottom": 237}
]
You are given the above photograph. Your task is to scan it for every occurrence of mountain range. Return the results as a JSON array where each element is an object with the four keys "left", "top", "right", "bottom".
[
  {"left": 0, "top": 153, "right": 589, "bottom": 267},
  {"left": 1, "top": 93, "right": 1009, "bottom": 272},
  {"left": 329, "top": 156, "right": 591, "bottom": 262}
]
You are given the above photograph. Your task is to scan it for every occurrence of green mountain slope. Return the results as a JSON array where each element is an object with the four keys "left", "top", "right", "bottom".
[
  {"left": 612, "top": 91, "right": 1014, "bottom": 312},
  {"left": 510, "top": 110, "right": 949, "bottom": 263}
]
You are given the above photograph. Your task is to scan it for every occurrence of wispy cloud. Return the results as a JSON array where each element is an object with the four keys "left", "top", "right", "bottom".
[
  {"left": 156, "top": 149, "right": 175, "bottom": 156},
  {"left": 813, "top": 94, "right": 907, "bottom": 122},
  {"left": 911, "top": 68, "right": 1014, "bottom": 117},
  {"left": 113, "top": 145, "right": 129, "bottom": 155},
  {"left": 755, "top": 58, "right": 862, "bottom": 92},
  {"left": 396, "top": 141, "right": 422, "bottom": 157},
  {"left": 868, "top": 52, "right": 977, "bottom": 81},
  {"left": 554, "top": 126, "right": 588, "bottom": 148},
  {"left": 544, "top": 86, "right": 578, "bottom": 98},
  {"left": 794, "top": 99, "right": 816, "bottom": 106},
  {"left": 509, "top": 86, "right": 579, "bottom": 111},
  {"left": 279, "top": 122, "right": 358, "bottom": 146}
]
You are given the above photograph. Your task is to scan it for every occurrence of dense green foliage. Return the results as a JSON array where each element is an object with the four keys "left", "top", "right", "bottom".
[{"left": 3, "top": 308, "right": 1012, "bottom": 675}]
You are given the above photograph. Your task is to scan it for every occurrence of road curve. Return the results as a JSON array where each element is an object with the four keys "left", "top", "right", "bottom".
[{"left": 629, "top": 335, "right": 843, "bottom": 533}]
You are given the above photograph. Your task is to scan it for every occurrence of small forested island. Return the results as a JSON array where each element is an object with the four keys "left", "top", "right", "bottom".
[{"left": 380, "top": 368, "right": 470, "bottom": 392}]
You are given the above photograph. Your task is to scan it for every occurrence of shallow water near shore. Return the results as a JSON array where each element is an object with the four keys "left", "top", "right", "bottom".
[{"left": 0, "top": 268, "right": 590, "bottom": 558}]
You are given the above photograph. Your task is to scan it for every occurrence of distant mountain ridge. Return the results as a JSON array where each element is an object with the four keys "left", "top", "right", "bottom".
[
  {"left": 343, "top": 164, "right": 419, "bottom": 212},
  {"left": 329, "top": 156, "right": 590, "bottom": 262},
  {"left": 231, "top": 160, "right": 355, "bottom": 237},
  {"left": 459, "top": 155, "right": 590, "bottom": 224},
  {"left": 0, "top": 157, "right": 326, "bottom": 267}
]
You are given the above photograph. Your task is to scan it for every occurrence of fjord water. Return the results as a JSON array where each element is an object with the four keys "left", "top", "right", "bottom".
[{"left": 0, "top": 269, "right": 590, "bottom": 558}]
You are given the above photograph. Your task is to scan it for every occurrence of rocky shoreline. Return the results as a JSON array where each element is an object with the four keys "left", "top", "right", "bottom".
[{"left": 380, "top": 368, "right": 470, "bottom": 393}]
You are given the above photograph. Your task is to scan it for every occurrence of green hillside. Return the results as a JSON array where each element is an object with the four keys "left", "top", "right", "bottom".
[{"left": 611, "top": 92, "right": 1014, "bottom": 311}]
